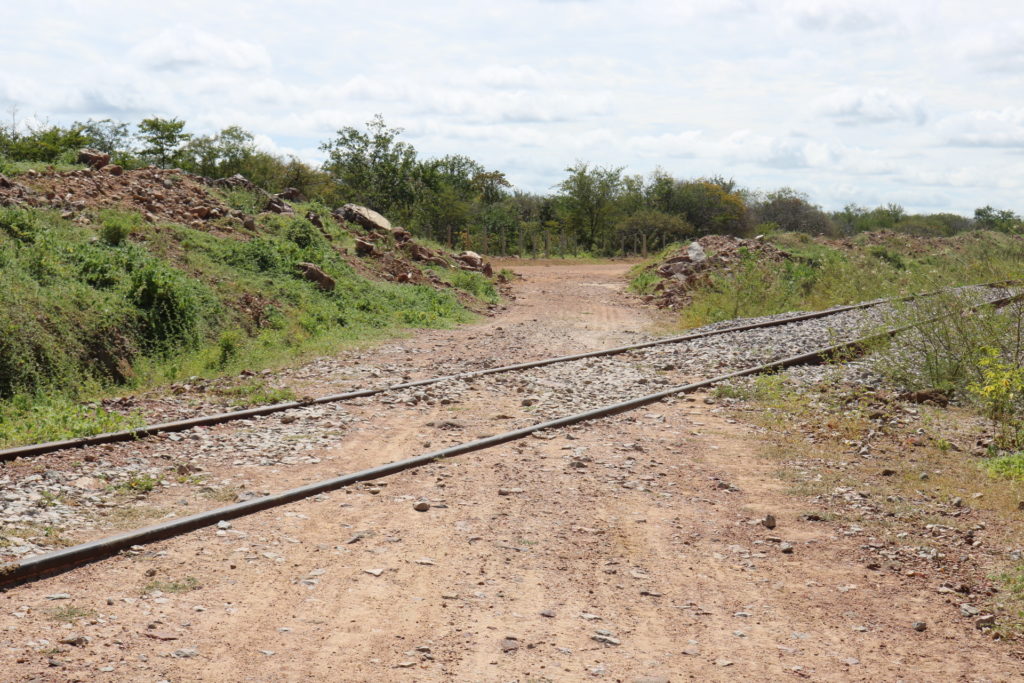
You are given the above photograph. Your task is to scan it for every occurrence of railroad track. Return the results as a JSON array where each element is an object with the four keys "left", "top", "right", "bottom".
[
  {"left": 2, "top": 279, "right": 1017, "bottom": 462},
  {"left": 1, "top": 283, "right": 1021, "bottom": 588}
]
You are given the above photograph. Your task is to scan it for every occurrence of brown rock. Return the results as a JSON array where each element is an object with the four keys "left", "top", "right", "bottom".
[
  {"left": 295, "top": 262, "right": 335, "bottom": 291},
  {"left": 355, "top": 238, "right": 379, "bottom": 257},
  {"left": 77, "top": 148, "right": 110, "bottom": 169},
  {"left": 101, "top": 164, "right": 123, "bottom": 176},
  {"left": 456, "top": 251, "right": 483, "bottom": 269},
  {"left": 278, "top": 187, "right": 306, "bottom": 202},
  {"left": 265, "top": 196, "right": 294, "bottom": 214},
  {"left": 340, "top": 203, "right": 392, "bottom": 232}
]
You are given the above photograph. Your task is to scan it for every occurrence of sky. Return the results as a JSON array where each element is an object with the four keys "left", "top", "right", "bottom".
[{"left": 3, "top": 0, "right": 1024, "bottom": 215}]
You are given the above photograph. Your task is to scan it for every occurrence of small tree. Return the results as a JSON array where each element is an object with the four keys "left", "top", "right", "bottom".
[{"left": 137, "top": 117, "right": 191, "bottom": 167}]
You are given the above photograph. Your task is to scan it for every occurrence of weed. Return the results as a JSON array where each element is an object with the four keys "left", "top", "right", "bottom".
[
  {"left": 143, "top": 576, "right": 201, "bottom": 594},
  {"left": 215, "top": 379, "right": 296, "bottom": 407},
  {"left": 46, "top": 605, "right": 96, "bottom": 623},
  {"left": 97, "top": 209, "right": 142, "bottom": 246},
  {"left": 112, "top": 474, "right": 161, "bottom": 494}
]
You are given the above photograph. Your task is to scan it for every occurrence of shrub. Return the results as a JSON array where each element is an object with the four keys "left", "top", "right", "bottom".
[{"left": 98, "top": 209, "right": 142, "bottom": 246}]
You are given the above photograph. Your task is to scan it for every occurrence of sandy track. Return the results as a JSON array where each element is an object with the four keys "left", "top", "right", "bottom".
[{"left": 1, "top": 261, "right": 1020, "bottom": 681}]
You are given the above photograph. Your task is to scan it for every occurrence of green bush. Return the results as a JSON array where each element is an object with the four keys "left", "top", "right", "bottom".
[{"left": 98, "top": 209, "right": 142, "bottom": 246}]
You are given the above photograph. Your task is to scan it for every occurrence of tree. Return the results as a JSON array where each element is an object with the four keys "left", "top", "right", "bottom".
[
  {"left": 320, "top": 114, "right": 418, "bottom": 221},
  {"left": 178, "top": 125, "right": 257, "bottom": 178},
  {"left": 555, "top": 162, "right": 624, "bottom": 250},
  {"left": 673, "top": 179, "right": 749, "bottom": 236},
  {"left": 754, "top": 188, "right": 835, "bottom": 236},
  {"left": 75, "top": 118, "right": 134, "bottom": 163},
  {"left": 137, "top": 117, "right": 191, "bottom": 167},
  {"left": 974, "top": 206, "right": 1022, "bottom": 233}
]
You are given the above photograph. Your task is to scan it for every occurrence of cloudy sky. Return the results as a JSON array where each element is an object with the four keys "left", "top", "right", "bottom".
[{"left": 3, "top": 0, "right": 1024, "bottom": 214}]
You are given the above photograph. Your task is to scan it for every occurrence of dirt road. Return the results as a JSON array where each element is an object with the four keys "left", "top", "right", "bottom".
[{"left": 2, "top": 262, "right": 1020, "bottom": 681}]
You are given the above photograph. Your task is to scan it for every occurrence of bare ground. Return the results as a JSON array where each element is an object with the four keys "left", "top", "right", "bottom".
[{"left": 2, "top": 261, "right": 1022, "bottom": 681}]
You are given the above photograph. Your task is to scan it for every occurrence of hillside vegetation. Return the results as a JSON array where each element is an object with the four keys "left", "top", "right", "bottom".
[
  {"left": 0, "top": 167, "right": 496, "bottom": 447},
  {"left": 631, "top": 230, "right": 1024, "bottom": 327}
]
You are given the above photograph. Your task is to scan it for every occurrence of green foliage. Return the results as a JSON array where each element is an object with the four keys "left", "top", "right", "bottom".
[
  {"left": 129, "top": 261, "right": 209, "bottom": 351},
  {"left": 982, "top": 452, "right": 1024, "bottom": 481},
  {"left": 137, "top": 117, "right": 191, "bottom": 167},
  {"left": 431, "top": 267, "right": 499, "bottom": 303},
  {"left": 98, "top": 209, "right": 142, "bottom": 246},
  {"left": 113, "top": 473, "right": 160, "bottom": 494},
  {"left": 969, "top": 347, "right": 1024, "bottom": 449},
  {"left": 320, "top": 114, "right": 419, "bottom": 220}
]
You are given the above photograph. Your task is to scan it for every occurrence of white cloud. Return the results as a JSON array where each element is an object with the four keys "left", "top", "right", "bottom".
[
  {"left": 939, "top": 108, "right": 1024, "bottom": 148},
  {"left": 815, "top": 88, "right": 927, "bottom": 126},
  {"left": 129, "top": 27, "right": 272, "bottom": 72}
]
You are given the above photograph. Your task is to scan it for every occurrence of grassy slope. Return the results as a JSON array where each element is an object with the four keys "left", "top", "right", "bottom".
[
  {"left": 630, "top": 230, "right": 1024, "bottom": 328},
  {"left": 0, "top": 191, "right": 492, "bottom": 447}
]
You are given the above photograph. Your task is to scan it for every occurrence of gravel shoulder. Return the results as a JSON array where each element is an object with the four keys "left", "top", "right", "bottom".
[{"left": 1, "top": 262, "right": 1021, "bottom": 681}]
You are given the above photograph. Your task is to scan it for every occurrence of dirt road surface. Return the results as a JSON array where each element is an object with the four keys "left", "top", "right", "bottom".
[{"left": 2, "top": 262, "right": 1021, "bottom": 681}]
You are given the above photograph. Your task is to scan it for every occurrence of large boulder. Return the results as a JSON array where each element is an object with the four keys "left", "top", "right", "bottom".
[
  {"left": 295, "top": 262, "right": 335, "bottom": 291},
  {"left": 339, "top": 204, "right": 392, "bottom": 233},
  {"left": 77, "top": 148, "right": 110, "bottom": 170},
  {"left": 456, "top": 250, "right": 483, "bottom": 269},
  {"left": 354, "top": 237, "right": 380, "bottom": 257}
]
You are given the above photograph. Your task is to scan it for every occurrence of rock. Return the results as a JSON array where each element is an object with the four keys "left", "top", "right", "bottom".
[
  {"left": 265, "top": 196, "right": 294, "bottom": 214},
  {"left": 77, "top": 148, "right": 110, "bottom": 169},
  {"left": 101, "top": 164, "right": 123, "bottom": 176},
  {"left": 960, "top": 604, "right": 980, "bottom": 617},
  {"left": 634, "top": 677, "right": 671, "bottom": 683},
  {"left": 413, "top": 501, "right": 431, "bottom": 512},
  {"left": 305, "top": 210, "right": 324, "bottom": 229},
  {"left": 715, "top": 659, "right": 734, "bottom": 667},
  {"left": 172, "top": 648, "right": 199, "bottom": 658},
  {"left": 58, "top": 635, "right": 88, "bottom": 646},
  {"left": 392, "top": 226, "right": 412, "bottom": 243},
  {"left": 354, "top": 237, "right": 379, "bottom": 257},
  {"left": 339, "top": 204, "right": 392, "bottom": 233},
  {"left": 912, "top": 621, "right": 927, "bottom": 632},
  {"left": 500, "top": 637, "right": 520, "bottom": 652},
  {"left": 780, "top": 542, "right": 794, "bottom": 554},
  {"left": 456, "top": 251, "right": 483, "bottom": 269},
  {"left": 277, "top": 187, "right": 306, "bottom": 202},
  {"left": 976, "top": 614, "right": 996, "bottom": 629},
  {"left": 540, "top": 609, "right": 555, "bottom": 618},
  {"left": 216, "top": 520, "right": 232, "bottom": 530},
  {"left": 45, "top": 593, "right": 71, "bottom": 600},
  {"left": 686, "top": 241, "right": 707, "bottom": 262},
  {"left": 295, "top": 262, "right": 336, "bottom": 291},
  {"left": 761, "top": 514, "right": 777, "bottom": 530},
  {"left": 364, "top": 568, "right": 384, "bottom": 577}
]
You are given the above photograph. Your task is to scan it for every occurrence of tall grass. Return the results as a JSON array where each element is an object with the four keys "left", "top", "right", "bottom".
[{"left": 675, "top": 231, "right": 1024, "bottom": 327}]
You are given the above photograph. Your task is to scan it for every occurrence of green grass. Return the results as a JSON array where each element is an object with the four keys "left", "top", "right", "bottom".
[
  {"left": 983, "top": 453, "right": 1024, "bottom": 481},
  {"left": 112, "top": 474, "right": 161, "bottom": 494},
  {"left": 0, "top": 393, "right": 144, "bottom": 448},
  {"left": 0, "top": 203, "right": 489, "bottom": 448},
  {"left": 634, "top": 231, "right": 1024, "bottom": 328},
  {"left": 428, "top": 266, "right": 499, "bottom": 303}
]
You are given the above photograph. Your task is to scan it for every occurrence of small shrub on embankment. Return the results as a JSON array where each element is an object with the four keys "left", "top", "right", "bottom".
[{"left": 0, "top": 204, "right": 481, "bottom": 447}]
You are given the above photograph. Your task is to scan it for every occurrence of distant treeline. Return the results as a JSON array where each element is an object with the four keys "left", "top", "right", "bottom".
[{"left": 2, "top": 114, "right": 1022, "bottom": 255}]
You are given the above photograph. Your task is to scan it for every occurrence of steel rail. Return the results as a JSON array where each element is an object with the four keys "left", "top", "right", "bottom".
[
  {"left": 2, "top": 280, "right": 1014, "bottom": 461},
  {"left": 3, "top": 290, "right": 1020, "bottom": 589}
]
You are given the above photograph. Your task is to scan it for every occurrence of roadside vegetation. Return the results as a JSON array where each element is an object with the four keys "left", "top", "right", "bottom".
[
  {"left": 629, "top": 230, "right": 1024, "bottom": 327},
  {"left": 0, "top": 202, "right": 479, "bottom": 448},
  {"left": 3, "top": 114, "right": 1021, "bottom": 260}
]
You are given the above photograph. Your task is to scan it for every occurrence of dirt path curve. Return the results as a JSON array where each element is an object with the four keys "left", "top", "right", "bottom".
[{"left": 2, "top": 261, "right": 1020, "bottom": 682}]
